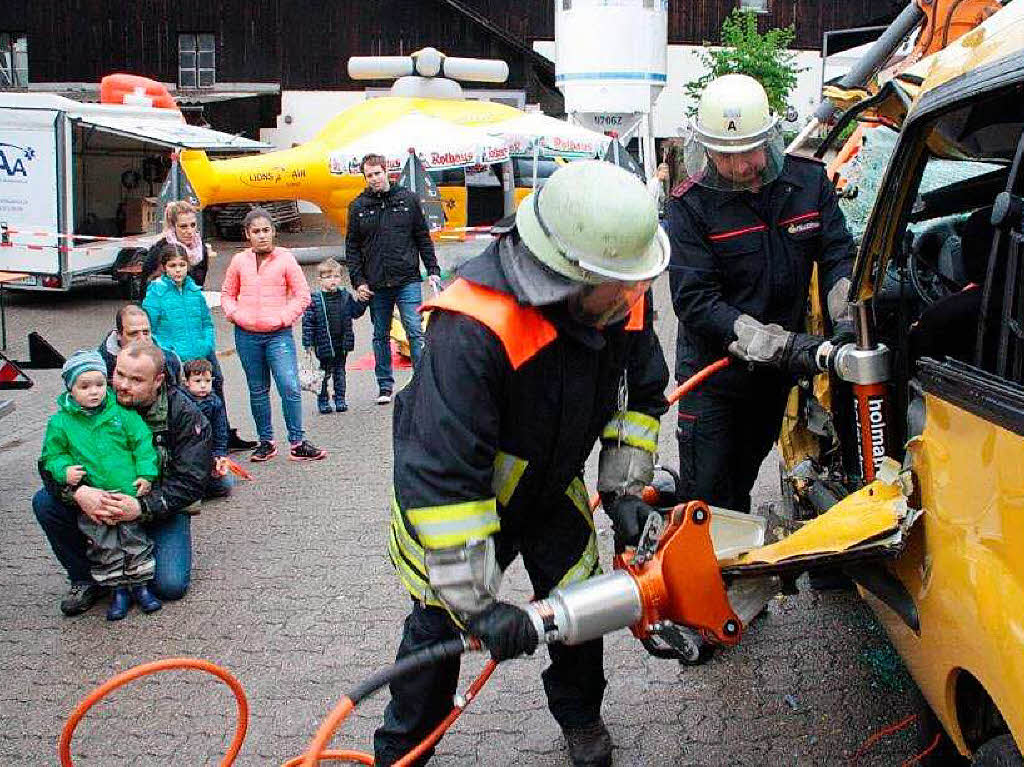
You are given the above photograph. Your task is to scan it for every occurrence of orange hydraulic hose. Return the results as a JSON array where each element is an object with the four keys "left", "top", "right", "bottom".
[
  {"left": 396, "top": 659, "right": 498, "bottom": 765},
  {"left": 64, "top": 655, "right": 497, "bottom": 767},
  {"left": 590, "top": 357, "right": 731, "bottom": 511},
  {"left": 667, "top": 357, "right": 730, "bottom": 405},
  {"left": 287, "top": 659, "right": 498, "bottom": 766},
  {"left": 58, "top": 658, "right": 249, "bottom": 767}
]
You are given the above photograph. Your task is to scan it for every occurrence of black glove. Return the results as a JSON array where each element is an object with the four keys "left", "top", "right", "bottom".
[
  {"left": 781, "top": 332, "right": 827, "bottom": 376},
  {"left": 467, "top": 601, "right": 538, "bottom": 662},
  {"left": 604, "top": 494, "right": 660, "bottom": 554},
  {"left": 831, "top": 320, "right": 856, "bottom": 348}
]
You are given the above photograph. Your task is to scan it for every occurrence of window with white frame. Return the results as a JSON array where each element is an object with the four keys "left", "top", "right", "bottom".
[
  {"left": 739, "top": 0, "right": 770, "bottom": 13},
  {"left": 178, "top": 33, "right": 215, "bottom": 88},
  {"left": 0, "top": 33, "right": 28, "bottom": 87}
]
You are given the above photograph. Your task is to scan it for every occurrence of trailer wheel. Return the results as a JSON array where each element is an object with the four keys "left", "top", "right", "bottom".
[{"left": 972, "top": 735, "right": 1023, "bottom": 767}]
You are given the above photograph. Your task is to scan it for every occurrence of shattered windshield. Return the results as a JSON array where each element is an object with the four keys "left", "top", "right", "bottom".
[{"left": 837, "top": 127, "right": 1000, "bottom": 240}]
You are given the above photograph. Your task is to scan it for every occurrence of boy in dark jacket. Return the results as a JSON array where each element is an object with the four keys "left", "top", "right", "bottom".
[
  {"left": 302, "top": 258, "right": 368, "bottom": 413},
  {"left": 180, "top": 358, "right": 232, "bottom": 498}
]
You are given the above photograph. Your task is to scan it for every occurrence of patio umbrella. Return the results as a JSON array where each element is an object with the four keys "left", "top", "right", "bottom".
[{"left": 488, "top": 112, "right": 611, "bottom": 159}]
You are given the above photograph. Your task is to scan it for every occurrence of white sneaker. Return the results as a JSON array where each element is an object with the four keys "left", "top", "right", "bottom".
[{"left": 376, "top": 391, "right": 393, "bottom": 405}]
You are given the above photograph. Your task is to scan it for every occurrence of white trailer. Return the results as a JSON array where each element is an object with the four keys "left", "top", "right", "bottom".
[{"left": 0, "top": 93, "right": 267, "bottom": 292}]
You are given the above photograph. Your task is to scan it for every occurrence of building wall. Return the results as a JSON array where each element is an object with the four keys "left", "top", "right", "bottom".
[
  {"left": 0, "top": 0, "right": 548, "bottom": 95},
  {"left": 669, "top": 0, "right": 904, "bottom": 49},
  {"left": 2, "top": 0, "right": 902, "bottom": 89}
]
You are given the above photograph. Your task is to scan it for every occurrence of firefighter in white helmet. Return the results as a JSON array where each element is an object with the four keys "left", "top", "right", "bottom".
[
  {"left": 375, "top": 160, "right": 670, "bottom": 767},
  {"left": 666, "top": 73, "right": 855, "bottom": 513}
]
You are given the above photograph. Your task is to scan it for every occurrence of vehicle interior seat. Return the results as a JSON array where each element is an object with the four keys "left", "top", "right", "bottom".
[{"left": 908, "top": 205, "right": 1004, "bottom": 368}]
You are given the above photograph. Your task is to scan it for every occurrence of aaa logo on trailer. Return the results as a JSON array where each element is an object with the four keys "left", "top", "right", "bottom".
[{"left": 0, "top": 142, "right": 35, "bottom": 180}]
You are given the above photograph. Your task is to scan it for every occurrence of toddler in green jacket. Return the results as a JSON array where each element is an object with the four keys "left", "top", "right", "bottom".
[{"left": 40, "top": 349, "right": 163, "bottom": 621}]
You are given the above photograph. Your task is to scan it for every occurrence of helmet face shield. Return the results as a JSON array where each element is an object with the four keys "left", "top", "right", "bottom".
[
  {"left": 568, "top": 279, "right": 652, "bottom": 328},
  {"left": 682, "top": 121, "right": 785, "bottom": 192}
]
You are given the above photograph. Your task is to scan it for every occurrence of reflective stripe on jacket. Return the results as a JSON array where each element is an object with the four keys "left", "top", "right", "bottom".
[
  {"left": 387, "top": 239, "right": 669, "bottom": 603},
  {"left": 665, "top": 154, "right": 854, "bottom": 395}
]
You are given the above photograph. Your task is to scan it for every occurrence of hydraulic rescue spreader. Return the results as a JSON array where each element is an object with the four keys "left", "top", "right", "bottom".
[{"left": 526, "top": 500, "right": 741, "bottom": 657}]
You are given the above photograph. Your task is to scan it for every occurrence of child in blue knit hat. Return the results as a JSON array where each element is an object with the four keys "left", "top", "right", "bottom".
[{"left": 40, "top": 349, "right": 163, "bottom": 621}]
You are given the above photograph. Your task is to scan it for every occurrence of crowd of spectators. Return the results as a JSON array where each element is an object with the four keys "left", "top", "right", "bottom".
[{"left": 33, "top": 151, "right": 440, "bottom": 620}]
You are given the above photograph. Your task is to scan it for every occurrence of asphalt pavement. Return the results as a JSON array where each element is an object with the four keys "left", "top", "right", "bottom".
[{"left": 0, "top": 239, "right": 921, "bottom": 765}]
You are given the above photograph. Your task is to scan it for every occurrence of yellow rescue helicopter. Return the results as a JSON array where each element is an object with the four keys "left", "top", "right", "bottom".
[{"left": 175, "top": 47, "right": 611, "bottom": 238}]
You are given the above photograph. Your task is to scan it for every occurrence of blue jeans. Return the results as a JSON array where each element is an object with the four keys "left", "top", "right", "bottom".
[
  {"left": 369, "top": 282, "right": 425, "bottom": 393},
  {"left": 204, "top": 350, "right": 234, "bottom": 432},
  {"left": 32, "top": 488, "right": 192, "bottom": 600},
  {"left": 234, "top": 326, "right": 304, "bottom": 444}
]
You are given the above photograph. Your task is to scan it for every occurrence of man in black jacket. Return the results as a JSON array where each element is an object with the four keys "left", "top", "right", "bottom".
[
  {"left": 666, "top": 74, "right": 855, "bottom": 513},
  {"left": 33, "top": 342, "right": 211, "bottom": 616},
  {"left": 345, "top": 153, "right": 441, "bottom": 404},
  {"left": 375, "top": 161, "right": 670, "bottom": 767}
]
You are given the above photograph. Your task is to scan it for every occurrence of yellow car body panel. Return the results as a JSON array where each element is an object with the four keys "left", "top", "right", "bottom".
[
  {"left": 722, "top": 478, "right": 908, "bottom": 567},
  {"left": 866, "top": 395, "right": 1024, "bottom": 751}
]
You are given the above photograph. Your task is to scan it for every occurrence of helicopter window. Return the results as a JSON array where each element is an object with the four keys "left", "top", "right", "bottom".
[
  {"left": 428, "top": 168, "right": 466, "bottom": 186},
  {"left": 511, "top": 157, "right": 563, "bottom": 188}
]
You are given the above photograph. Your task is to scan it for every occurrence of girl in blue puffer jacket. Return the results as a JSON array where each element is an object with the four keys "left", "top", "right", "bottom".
[
  {"left": 143, "top": 242, "right": 243, "bottom": 445},
  {"left": 143, "top": 242, "right": 216, "bottom": 363}
]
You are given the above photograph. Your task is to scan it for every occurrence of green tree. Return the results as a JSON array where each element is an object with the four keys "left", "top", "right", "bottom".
[{"left": 684, "top": 9, "right": 803, "bottom": 116}]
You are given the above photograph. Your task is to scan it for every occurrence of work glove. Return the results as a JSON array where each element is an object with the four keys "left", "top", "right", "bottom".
[
  {"left": 830, "top": 313, "right": 857, "bottom": 348},
  {"left": 729, "top": 315, "right": 828, "bottom": 376},
  {"left": 604, "top": 494, "right": 661, "bottom": 554},
  {"left": 467, "top": 601, "right": 538, "bottom": 662},
  {"left": 781, "top": 332, "right": 829, "bottom": 376},
  {"left": 728, "top": 314, "right": 792, "bottom": 366}
]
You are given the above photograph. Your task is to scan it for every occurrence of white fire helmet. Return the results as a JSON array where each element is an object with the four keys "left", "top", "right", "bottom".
[
  {"left": 515, "top": 159, "right": 669, "bottom": 285},
  {"left": 682, "top": 73, "right": 785, "bottom": 191}
]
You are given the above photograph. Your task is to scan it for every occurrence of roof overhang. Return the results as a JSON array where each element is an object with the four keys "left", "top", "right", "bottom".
[{"left": 70, "top": 113, "right": 268, "bottom": 151}]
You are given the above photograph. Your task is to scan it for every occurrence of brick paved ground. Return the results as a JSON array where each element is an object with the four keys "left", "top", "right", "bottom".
[{"left": 0, "top": 242, "right": 922, "bottom": 765}]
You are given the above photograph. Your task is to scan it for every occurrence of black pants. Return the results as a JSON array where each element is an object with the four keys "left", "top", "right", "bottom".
[
  {"left": 676, "top": 382, "right": 791, "bottom": 512},
  {"left": 318, "top": 353, "right": 347, "bottom": 406},
  {"left": 374, "top": 481, "right": 606, "bottom": 766}
]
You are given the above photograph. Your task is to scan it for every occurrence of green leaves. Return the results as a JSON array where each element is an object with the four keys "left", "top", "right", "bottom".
[{"left": 684, "top": 10, "right": 804, "bottom": 117}]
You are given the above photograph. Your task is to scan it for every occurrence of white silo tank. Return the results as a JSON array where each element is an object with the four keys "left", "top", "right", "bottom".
[{"left": 555, "top": 0, "right": 668, "bottom": 120}]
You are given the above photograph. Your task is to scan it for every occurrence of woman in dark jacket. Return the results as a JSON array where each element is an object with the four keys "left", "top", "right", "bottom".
[{"left": 142, "top": 201, "right": 214, "bottom": 289}]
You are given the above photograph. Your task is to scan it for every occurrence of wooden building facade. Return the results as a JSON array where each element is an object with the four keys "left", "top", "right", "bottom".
[{"left": 1, "top": 0, "right": 905, "bottom": 127}]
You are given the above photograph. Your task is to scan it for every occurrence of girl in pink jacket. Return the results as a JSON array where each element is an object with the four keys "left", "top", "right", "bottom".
[{"left": 221, "top": 208, "right": 326, "bottom": 462}]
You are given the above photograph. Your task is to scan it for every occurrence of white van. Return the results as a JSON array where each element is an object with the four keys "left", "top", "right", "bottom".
[{"left": 0, "top": 93, "right": 267, "bottom": 291}]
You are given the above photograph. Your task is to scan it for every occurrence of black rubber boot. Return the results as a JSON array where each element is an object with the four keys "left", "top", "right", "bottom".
[
  {"left": 563, "top": 718, "right": 613, "bottom": 767},
  {"left": 227, "top": 429, "right": 258, "bottom": 453}
]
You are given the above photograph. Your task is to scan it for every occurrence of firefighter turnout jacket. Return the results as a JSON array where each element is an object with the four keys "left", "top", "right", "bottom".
[
  {"left": 665, "top": 154, "right": 855, "bottom": 396},
  {"left": 387, "top": 240, "right": 670, "bottom": 609}
]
